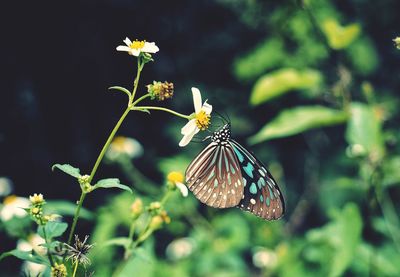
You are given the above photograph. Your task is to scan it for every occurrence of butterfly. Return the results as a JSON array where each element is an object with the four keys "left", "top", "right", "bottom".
[{"left": 185, "top": 122, "right": 285, "bottom": 220}]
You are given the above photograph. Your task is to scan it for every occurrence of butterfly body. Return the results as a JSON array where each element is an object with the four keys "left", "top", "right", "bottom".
[{"left": 186, "top": 123, "right": 285, "bottom": 220}]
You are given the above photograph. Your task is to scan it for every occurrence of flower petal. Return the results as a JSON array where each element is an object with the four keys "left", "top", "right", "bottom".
[
  {"left": 116, "top": 46, "right": 131, "bottom": 52},
  {"left": 191, "top": 87, "right": 202, "bottom": 114},
  {"left": 176, "top": 182, "right": 188, "bottom": 197},
  {"left": 123, "top": 37, "right": 132, "bottom": 46},
  {"left": 202, "top": 101, "right": 213, "bottom": 115},
  {"left": 143, "top": 42, "right": 159, "bottom": 53},
  {"left": 181, "top": 119, "right": 196, "bottom": 135},
  {"left": 179, "top": 128, "right": 199, "bottom": 147},
  {"left": 131, "top": 49, "right": 140, "bottom": 56}
]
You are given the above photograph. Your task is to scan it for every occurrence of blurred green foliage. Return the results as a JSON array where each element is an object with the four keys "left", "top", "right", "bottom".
[{"left": 2, "top": 0, "right": 400, "bottom": 276}]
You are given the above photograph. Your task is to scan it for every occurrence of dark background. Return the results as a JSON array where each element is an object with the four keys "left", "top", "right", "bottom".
[{"left": 1, "top": 0, "right": 400, "bottom": 275}]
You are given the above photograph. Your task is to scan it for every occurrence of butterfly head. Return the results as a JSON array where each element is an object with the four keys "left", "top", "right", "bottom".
[{"left": 211, "top": 123, "right": 231, "bottom": 144}]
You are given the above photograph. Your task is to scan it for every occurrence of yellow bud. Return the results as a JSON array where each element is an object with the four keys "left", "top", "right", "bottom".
[
  {"left": 149, "top": 215, "right": 164, "bottom": 230},
  {"left": 29, "top": 193, "right": 44, "bottom": 205},
  {"left": 149, "top": 201, "right": 161, "bottom": 211},
  {"left": 130, "top": 198, "right": 143, "bottom": 217},
  {"left": 51, "top": 263, "right": 67, "bottom": 277},
  {"left": 167, "top": 171, "right": 184, "bottom": 184}
]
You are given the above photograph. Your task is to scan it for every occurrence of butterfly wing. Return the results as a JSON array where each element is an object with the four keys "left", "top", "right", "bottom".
[
  {"left": 185, "top": 142, "right": 244, "bottom": 208},
  {"left": 229, "top": 139, "right": 285, "bottom": 220}
]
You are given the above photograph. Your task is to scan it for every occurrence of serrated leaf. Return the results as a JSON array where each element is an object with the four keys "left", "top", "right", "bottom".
[
  {"left": 250, "top": 68, "right": 323, "bottom": 105},
  {"left": 45, "top": 200, "right": 93, "bottom": 220},
  {"left": 101, "top": 237, "right": 131, "bottom": 248},
  {"left": 52, "top": 164, "right": 81, "bottom": 178},
  {"left": 321, "top": 18, "right": 361, "bottom": 50},
  {"left": 0, "top": 250, "right": 50, "bottom": 265},
  {"left": 345, "top": 102, "right": 384, "bottom": 158},
  {"left": 109, "top": 86, "right": 132, "bottom": 98},
  {"left": 248, "top": 106, "right": 348, "bottom": 144},
  {"left": 93, "top": 178, "right": 133, "bottom": 193},
  {"left": 38, "top": 221, "right": 68, "bottom": 239}
]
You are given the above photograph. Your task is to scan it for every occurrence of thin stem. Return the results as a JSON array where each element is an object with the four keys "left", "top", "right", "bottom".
[
  {"left": 132, "top": 106, "right": 191, "bottom": 119},
  {"left": 67, "top": 192, "right": 86, "bottom": 245},
  {"left": 72, "top": 260, "right": 79, "bottom": 277},
  {"left": 89, "top": 106, "right": 131, "bottom": 183},
  {"left": 132, "top": 93, "right": 151, "bottom": 106},
  {"left": 42, "top": 226, "right": 55, "bottom": 266},
  {"left": 131, "top": 59, "right": 143, "bottom": 101},
  {"left": 161, "top": 190, "right": 172, "bottom": 205}
]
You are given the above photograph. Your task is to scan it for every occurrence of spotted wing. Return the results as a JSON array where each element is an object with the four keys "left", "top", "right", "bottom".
[
  {"left": 185, "top": 142, "right": 244, "bottom": 208},
  {"left": 229, "top": 140, "right": 285, "bottom": 220}
]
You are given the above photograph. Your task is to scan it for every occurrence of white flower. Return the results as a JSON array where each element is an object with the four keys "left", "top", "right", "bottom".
[
  {"left": 179, "top": 87, "right": 212, "bottom": 147},
  {"left": 176, "top": 182, "right": 188, "bottom": 197},
  {"left": 22, "top": 262, "right": 46, "bottom": 276},
  {"left": 106, "top": 136, "right": 143, "bottom": 161},
  {"left": 17, "top": 233, "right": 47, "bottom": 255},
  {"left": 167, "top": 172, "right": 188, "bottom": 197},
  {"left": 252, "top": 248, "right": 278, "bottom": 269},
  {"left": 17, "top": 234, "right": 47, "bottom": 276},
  {"left": 116, "top": 37, "right": 159, "bottom": 57},
  {"left": 166, "top": 237, "right": 196, "bottom": 261},
  {"left": 0, "top": 177, "right": 13, "bottom": 197},
  {"left": 0, "top": 195, "right": 30, "bottom": 221}
]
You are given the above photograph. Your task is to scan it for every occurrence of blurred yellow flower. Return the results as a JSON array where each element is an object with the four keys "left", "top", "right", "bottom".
[
  {"left": 106, "top": 136, "right": 143, "bottom": 161},
  {"left": 116, "top": 37, "right": 159, "bottom": 57},
  {"left": 0, "top": 195, "right": 30, "bottom": 221},
  {"left": 167, "top": 171, "right": 188, "bottom": 197}
]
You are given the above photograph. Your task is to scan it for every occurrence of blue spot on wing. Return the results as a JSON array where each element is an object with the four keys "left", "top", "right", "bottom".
[
  {"left": 243, "top": 163, "right": 254, "bottom": 178},
  {"left": 249, "top": 183, "right": 257, "bottom": 194},
  {"left": 232, "top": 145, "right": 244, "bottom": 163}
]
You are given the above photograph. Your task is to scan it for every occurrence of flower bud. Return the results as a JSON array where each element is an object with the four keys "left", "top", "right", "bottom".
[
  {"left": 51, "top": 263, "right": 67, "bottom": 277},
  {"left": 149, "top": 215, "right": 164, "bottom": 230},
  {"left": 130, "top": 198, "right": 143, "bottom": 218},
  {"left": 147, "top": 81, "right": 174, "bottom": 101},
  {"left": 29, "top": 193, "right": 44, "bottom": 205}
]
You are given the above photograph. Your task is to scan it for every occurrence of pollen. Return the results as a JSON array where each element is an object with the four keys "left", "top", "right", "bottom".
[
  {"left": 195, "top": 111, "right": 210, "bottom": 131},
  {"left": 129, "top": 40, "right": 146, "bottom": 50},
  {"left": 167, "top": 171, "right": 184, "bottom": 184}
]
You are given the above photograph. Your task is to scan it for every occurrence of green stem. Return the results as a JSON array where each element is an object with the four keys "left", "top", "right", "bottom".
[
  {"left": 132, "top": 106, "right": 191, "bottom": 119},
  {"left": 161, "top": 190, "right": 172, "bottom": 205},
  {"left": 89, "top": 106, "right": 132, "bottom": 183},
  {"left": 67, "top": 192, "right": 86, "bottom": 245},
  {"left": 72, "top": 260, "right": 79, "bottom": 277},
  {"left": 132, "top": 93, "right": 151, "bottom": 106},
  {"left": 42, "top": 226, "right": 55, "bottom": 266},
  {"left": 131, "top": 59, "right": 144, "bottom": 101}
]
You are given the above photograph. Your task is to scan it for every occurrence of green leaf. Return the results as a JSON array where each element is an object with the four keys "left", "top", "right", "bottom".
[
  {"left": 101, "top": 237, "right": 131, "bottom": 248},
  {"left": 109, "top": 86, "right": 132, "bottom": 98},
  {"left": 233, "top": 38, "right": 286, "bottom": 81},
  {"left": 93, "top": 178, "right": 133, "bottom": 193},
  {"left": 345, "top": 102, "right": 384, "bottom": 159},
  {"left": 250, "top": 68, "right": 323, "bottom": 105},
  {"left": 45, "top": 200, "right": 93, "bottom": 220},
  {"left": 0, "top": 250, "right": 50, "bottom": 266},
  {"left": 52, "top": 164, "right": 81, "bottom": 178},
  {"left": 248, "top": 106, "right": 348, "bottom": 144},
  {"left": 38, "top": 221, "right": 68, "bottom": 239},
  {"left": 307, "top": 203, "right": 363, "bottom": 277},
  {"left": 321, "top": 18, "right": 361, "bottom": 50}
]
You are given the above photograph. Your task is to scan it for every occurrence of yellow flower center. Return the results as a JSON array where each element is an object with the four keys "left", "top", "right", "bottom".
[
  {"left": 195, "top": 111, "right": 210, "bottom": 131},
  {"left": 4, "top": 195, "right": 17, "bottom": 205},
  {"left": 167, "top": 171, "right": 184, "bottom": 184},
  {"left": 129, "top": 40, "right": 146, "bottom": 50}
]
